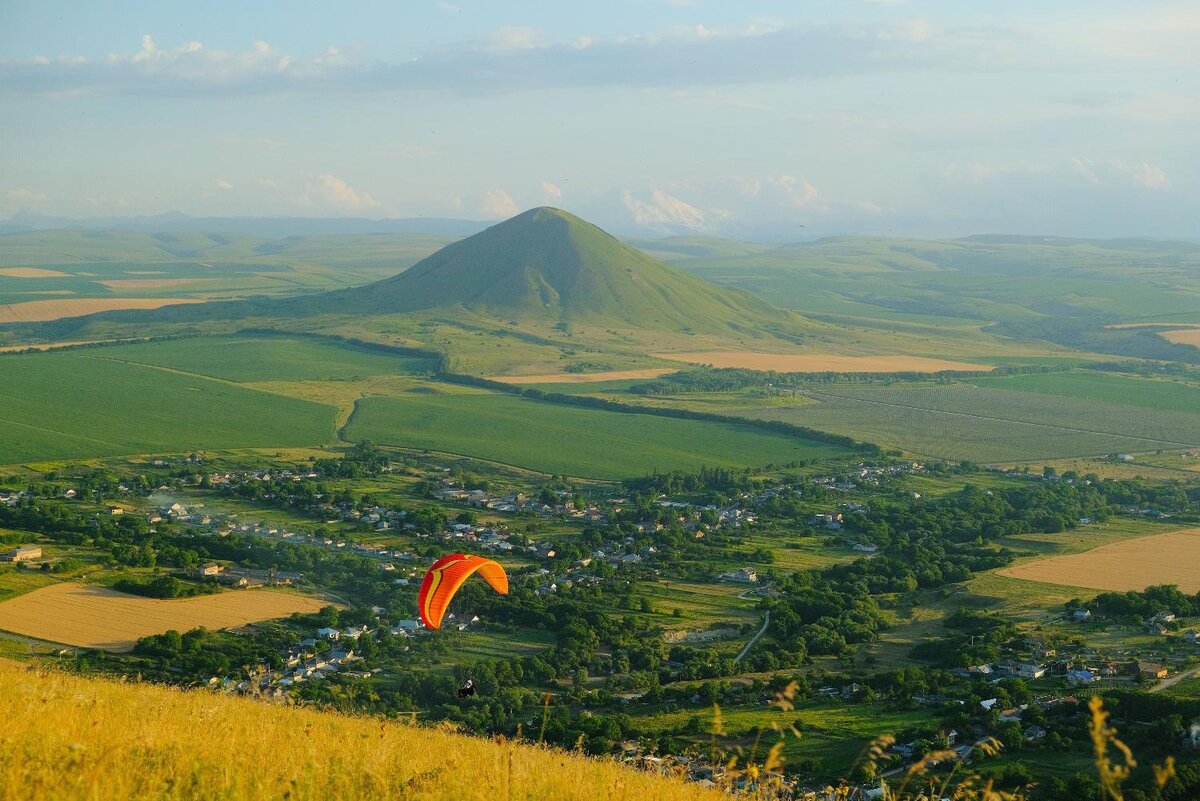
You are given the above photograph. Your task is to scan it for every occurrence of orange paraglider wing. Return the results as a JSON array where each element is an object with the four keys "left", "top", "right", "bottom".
[{"left": 417, "top": 553, "right": 509, "bottom": 630}]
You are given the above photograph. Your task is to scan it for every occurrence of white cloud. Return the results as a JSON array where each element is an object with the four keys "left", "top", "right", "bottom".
[
  {"left": 0, "top": 21, "right": 1063, "bottom": 98},
  {"left": 1069, "top": 158, "right": 1169, "bottom": 190},
  {"left": 944, "top": 158, "right": 1168, "bottom": 192},
  {"left": 942, "top": 162, "right": 1022, "bottom": 183},
  {"left": 300, "top": 174, "right": 380, "bottom": 211},
  {"left": 215, "top": 178, "right": 233, "bottom": 190},
  {"left": 435, "top": 2, "right": 460, "bottom": 12},
  {"left": 1130, "top": 162, "right": 1168, "bottom": 190},
  {"left": 538, "top": 181, "right": 563, "bottom": 203},
  {"left": 622, "top": 188, "right": 706, "bottom": 229},
  {"left": 481, "top": 189, "right": 518, "bottom": 218},
  {"left": 6, "top": 187, "right": 47, "bottom": 204},
  {"left": 767, "top": 175, "right": 821, "bottom": 208},
  {"left": 1077, "top": 7, "right": 1200, "bottom": 65},
  {"left": 484, "top": 27, "right": 543, "bottom": 53}
]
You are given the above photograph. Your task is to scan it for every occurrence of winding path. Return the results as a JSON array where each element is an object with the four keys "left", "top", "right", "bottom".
[{"left": 734, "top": 611, "right": 770, "bottom": 663}]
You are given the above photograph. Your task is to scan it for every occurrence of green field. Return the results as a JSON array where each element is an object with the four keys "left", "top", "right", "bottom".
[
  {"left": 0, "top": 350, "right": 337, "bottom": 463},
  {"left": 970, "top": 370, "right": 1200, "bottom": 413},
  {"left": 676, "top": 235, "right": 1200, "bottom": 327},
  {"left": 87, "top": 335, "right": 435, "bottom": 382},
  {"left": 740, "top": 377, "right": 1200, "bottom": 462},
  {"left": 343, "top": 387, "right": 850, "bottom": 478}
]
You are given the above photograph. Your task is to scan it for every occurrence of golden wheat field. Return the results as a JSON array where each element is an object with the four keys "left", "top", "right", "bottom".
[
  {"left": 0, "top": 660, "right": 722, "bottom": 801},
  {"left": 0, "top": 297, "right": 202, "bottom": 323},
  {"left": 0, "top": 583, "right": 328, "bottom": 651},
  {"left": 1161, "top": 328, "right": 1200, "bottom": 347},
  {"left": 0, "top": 267, "right": 71, "bottom": 278},
  {"left": 493, "top": 368, "right": 677, "bottom": 384},
  {"left": 997, "top": 528, "right": 1200, "bottom": 593},
  {"left": 97, "top": 277, "right": 199, "bottom": 290},
  {"left": 651, "top": 351, "right": 991, "bottom": 373}
]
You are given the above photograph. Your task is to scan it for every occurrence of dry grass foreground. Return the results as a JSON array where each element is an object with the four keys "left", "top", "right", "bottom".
[
  {"left": 0, "top": 583, "right": 328, "bottom": 651},
  {"left": 652, "top": 351, "right": 991, "bottom": 373},
  {"left": 492, "top": 368, "right": 676, "bottom": 384},
  {"left": 0, "top": 661, "right": 722, "bottom": 801},
  {"left": 0, "top": 297, "right": 202, "bottom": 323},
  {"left": 998, "top": 527, "right": 1200, "bottom": 593}
]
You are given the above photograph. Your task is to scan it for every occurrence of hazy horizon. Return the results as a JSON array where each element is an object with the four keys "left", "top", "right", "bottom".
[{"left": 3, "top": 1, "right": 1197, "bottom": 240}]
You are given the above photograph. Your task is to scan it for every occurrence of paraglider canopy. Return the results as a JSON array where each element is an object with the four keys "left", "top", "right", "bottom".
[{"left": 417, "top": 553, "right": 509, "bottom": 630}]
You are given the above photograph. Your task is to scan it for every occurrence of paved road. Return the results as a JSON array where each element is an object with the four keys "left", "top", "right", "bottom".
[{"left": 734, "top": 611, "right": 771, "bottom": 663}]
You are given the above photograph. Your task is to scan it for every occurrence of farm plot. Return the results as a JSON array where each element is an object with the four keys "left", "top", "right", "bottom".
[
  {"left": 490, "top": 368, "right": 675, "bottom": 384},
  {"left": 86, "top": 335, "right": 436, "bottom": 382},
  {"left": 0, "top": 583, "right": 328, "bottom": 651},
  {"left": 0, "top": 297, "right": 202, "bottom": 323},
  {"left": 969, "top": 370, "right": 1200, "bottom": 413},
  {"left": 653, "top": 351, "right": 990, "bottom": 373},
  {"left": 0, "top": 350, "right": 336, "bottom": 463},
  {"left": 997, "top": 528, "right": 1200, "bottom": 593},
  {"left": 343, "top": 387, "right": 850, "bottom": 479},
  {"left": 741, "top": 381, "right": 1200, "bottom": 462},
  {"left": 1162, "top": 328, "right": 1200, "bottom": 347}
]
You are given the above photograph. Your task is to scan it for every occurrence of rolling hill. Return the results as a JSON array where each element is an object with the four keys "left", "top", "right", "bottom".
[
  {"left": 0, "top": 659, "right": 721, "bottom": 801},
  {"left": 1, "top": 208, "right": 802, "bottom": 348},
  {"left": 319, "top": 207, "right": 795, "bottom": 334}
]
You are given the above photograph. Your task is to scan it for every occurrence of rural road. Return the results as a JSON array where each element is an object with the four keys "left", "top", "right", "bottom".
[
  {"left": 1150, "top": 665, "right": 1200, "bottom": 694},
  {"left": 0, "top": 629, "right": 73, "bottom": 655},
  {"left": 734, "top": 611, "right": 770, "bottom": 663}
]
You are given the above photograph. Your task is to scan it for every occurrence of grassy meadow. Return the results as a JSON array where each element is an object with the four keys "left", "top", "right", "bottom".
[
  {"left": 737, "top": 374, "right": 1200, "bottom": 462},
  {"left": 0, "top": 660, "right": 723, "bottom": 801},
  {"left": 0, "top": 349, "right": 338, "bottom": 464},
  {"left": 90, "top": 335, "right": 437, "bottom": 382},
  {"left": 343, "top": 387, "right": 849, "bottom": 479}
]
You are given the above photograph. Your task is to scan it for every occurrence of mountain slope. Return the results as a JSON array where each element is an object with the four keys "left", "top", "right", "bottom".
[
  {"left": 0, "top": 659, "right": 720, "bottom": 801},
  {"left": 324, "top": 207, "right": 794, "bottom": 333}
]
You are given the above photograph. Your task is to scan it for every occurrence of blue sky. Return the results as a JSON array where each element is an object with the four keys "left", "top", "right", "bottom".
[{"left": 1, "top": 1, "right": 1197, "bottom": 239}]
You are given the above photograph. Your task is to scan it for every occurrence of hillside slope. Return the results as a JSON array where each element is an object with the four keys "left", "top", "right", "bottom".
[
  {"left": 323, "top": 207, "right": 794, "bottom": 334},
  {"left": 0, "top": 660, "right": 720, "bottom": 801}
]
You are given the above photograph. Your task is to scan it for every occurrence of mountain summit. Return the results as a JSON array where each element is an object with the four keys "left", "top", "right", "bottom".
[{"left": 331, "top": 207, "right": 790, "bottom": 332}]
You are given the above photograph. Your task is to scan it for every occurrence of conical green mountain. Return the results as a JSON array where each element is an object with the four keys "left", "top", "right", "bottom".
[{"left": 329, "top": 207, "right": 793, "bottom": 332}]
